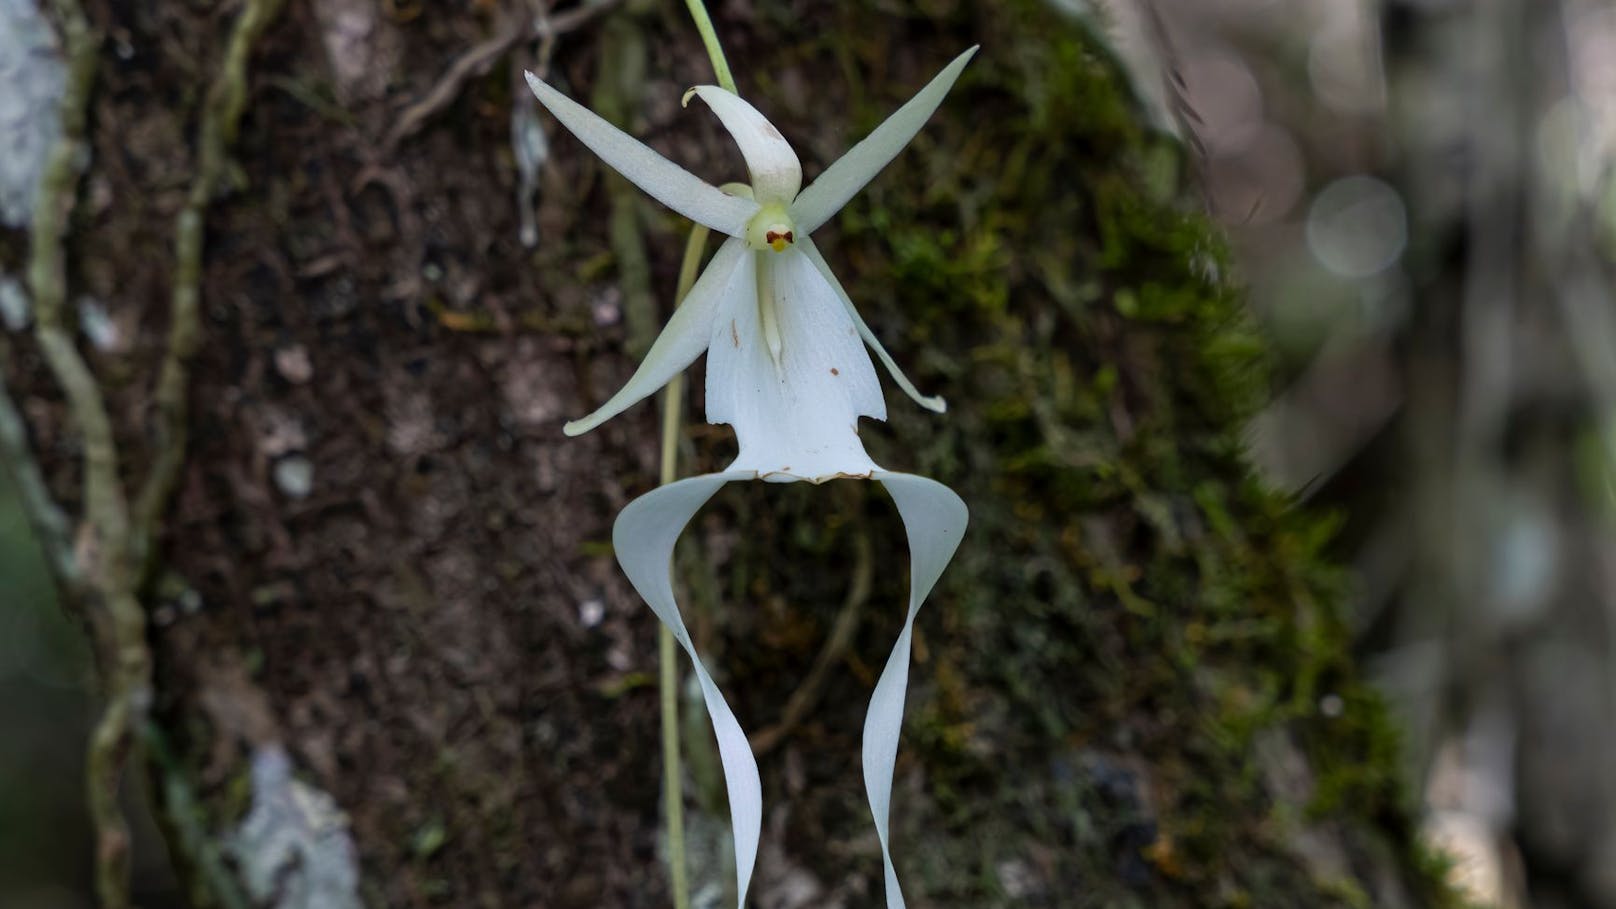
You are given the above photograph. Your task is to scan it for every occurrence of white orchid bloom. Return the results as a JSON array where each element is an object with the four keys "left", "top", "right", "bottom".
[{"left": 527, "top": 47, "right": 975, "bottom": 909}]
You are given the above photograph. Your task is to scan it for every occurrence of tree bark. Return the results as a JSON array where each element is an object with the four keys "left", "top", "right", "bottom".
[{"left": 0, "top": 1, "right": 1462, "bottom": 907}]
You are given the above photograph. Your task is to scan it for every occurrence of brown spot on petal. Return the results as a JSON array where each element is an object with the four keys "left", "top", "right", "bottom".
[
  {"left": 830, "top": 367, "right": 839, "bottom": 376},
  {"left": 730, "top": 320, "right": 740, "bottom": 348},
  {"left": 764, "top": 123, "right": 783, "bottom": 140}
]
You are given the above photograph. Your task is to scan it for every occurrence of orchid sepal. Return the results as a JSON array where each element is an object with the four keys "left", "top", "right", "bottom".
[
  {"left": 523, "top": 71, "right": 759, "bottom": 237},
  {"left": 789, "top": 46, "right": 980, "bottom": 234}
]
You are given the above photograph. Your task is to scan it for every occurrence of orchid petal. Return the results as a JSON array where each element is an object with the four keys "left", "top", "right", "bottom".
[
  {"left": 864, "top": 472, "right": 968, "bottom": 909},
  {"left": 612, "top": 471, "right": 762, "bottom": 909},
  {"left": 564, "top": 239, "right": 749, "bottom": 436},
  {"left": 706, "top": 249, "right": 885, "bottom": 481},
  {"left": 789, "top": 47, "right": 978, "bottom": 235},
  {"left": 684, "top": 86, "right": 803, "bottom": 206},
  {"left": 524, "top": 71, "right": 760, "bottom": 237},
  {"left": 799, "top": 238, "right": 947, "bottom": 414}
]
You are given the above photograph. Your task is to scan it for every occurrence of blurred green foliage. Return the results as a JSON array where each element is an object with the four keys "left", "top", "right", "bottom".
[
  {"left": 0, "top": 468, "right": 74, "bottom": 677},
  {"left": 0, "top": 467, "right": 95, "bottom": 907}
]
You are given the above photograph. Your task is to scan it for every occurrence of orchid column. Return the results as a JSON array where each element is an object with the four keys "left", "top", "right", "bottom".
[{"left": 527, "top": 38, "right": 975, "bottom": 909}]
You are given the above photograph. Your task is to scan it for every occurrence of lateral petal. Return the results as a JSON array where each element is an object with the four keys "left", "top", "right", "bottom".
[
  {"left": 789, "top": 47, "right": 978, "bottom": 234},
  {"left": 864, "top": 472, "right": 968, "bottom": 909},
  {"left": 524, "top": 71, "right": 760, "bottom": 237},
  {"left": 612, "top": 471, "right": 762, "bottom": 909},
  {"left": 563, "top": 238, "right": 749, "bottom": 436},
  {"left": 799, "top": 237, "right": 947, "bottom": 414},
  {"left": 684, "top": 86, "right": 803, "bottom": 206}
]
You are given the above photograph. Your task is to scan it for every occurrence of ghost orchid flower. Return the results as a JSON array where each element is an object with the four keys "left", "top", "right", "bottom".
[{"left": 528, "top": 48, "right": 975, "bottom": 909}]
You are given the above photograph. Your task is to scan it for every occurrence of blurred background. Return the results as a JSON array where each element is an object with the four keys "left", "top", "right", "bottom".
[
  {"left": 4, "top": 0, "right": 1616, "bottom": 906},
  {"left": 1127, "top": 0, "right": 1616, "bottom": 906}
]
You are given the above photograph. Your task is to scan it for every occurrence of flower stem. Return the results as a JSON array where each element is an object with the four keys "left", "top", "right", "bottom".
[
  {"left": 683, "top": 0, "right": 738, "bottom": 95},
  {"left": 658, "top": 223, "right": 710, "bottom": 909},
  {"left": 664, "top": 10, "right": 731, "bottom": 903},
  {"left": 660, "top": 225, "right": 711, "bottom": 484},
  {"left": 657, "top": 628, "right": 688, "bottom": 909}
]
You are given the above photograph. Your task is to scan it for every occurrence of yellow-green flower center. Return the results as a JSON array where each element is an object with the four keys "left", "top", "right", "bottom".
[{"left": 745, "top": 202, "right": 796, "bottom": 253}]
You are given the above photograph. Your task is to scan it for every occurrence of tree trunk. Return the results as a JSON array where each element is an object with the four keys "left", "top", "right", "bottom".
[{"left": 0, "top": 1, "right": 1462, "bottom": 907}]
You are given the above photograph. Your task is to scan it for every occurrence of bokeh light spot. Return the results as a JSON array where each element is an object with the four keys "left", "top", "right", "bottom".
[{"left": 1306, "top": 175, "right": 1408, "bottom": 277}]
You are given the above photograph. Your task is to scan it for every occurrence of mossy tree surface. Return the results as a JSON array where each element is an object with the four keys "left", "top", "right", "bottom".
[{"left": 0, "top": 0, "right": 1462, "bottom": 906}]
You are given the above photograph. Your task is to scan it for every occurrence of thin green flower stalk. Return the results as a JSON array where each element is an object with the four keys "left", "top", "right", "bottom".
[
  {"left": 658, "top": 6, "right": 735, "bottom": 906},
  {"left": 658, "top": 222, "right": 710, "bottom": 909},
  {"left": 684, "top": 0, "right": 737, "bottom": 95}
]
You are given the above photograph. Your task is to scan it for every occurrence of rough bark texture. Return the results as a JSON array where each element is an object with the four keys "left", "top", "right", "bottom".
[{"left": 1, "top": 1, "right": 1465, "bottom": 907}]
